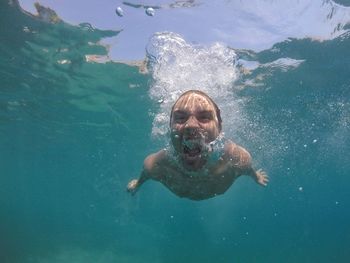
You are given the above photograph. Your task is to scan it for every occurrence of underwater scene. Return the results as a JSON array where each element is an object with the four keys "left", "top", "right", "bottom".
[{"left": 1, "top": 0, "right": 350, "bottom": 262}]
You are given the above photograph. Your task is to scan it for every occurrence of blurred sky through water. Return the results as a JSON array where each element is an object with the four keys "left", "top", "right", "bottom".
[{"left": 19, "top": 0, "right": 350, "bottom": 60}]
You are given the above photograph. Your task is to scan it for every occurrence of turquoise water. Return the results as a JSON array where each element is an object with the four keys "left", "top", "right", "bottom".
[{"left": 1, "top": 1, "right": 350, "bottom": 263}]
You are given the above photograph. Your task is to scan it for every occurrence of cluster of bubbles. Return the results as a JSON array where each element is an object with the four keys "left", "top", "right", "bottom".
[
  {"left": 115, "top": 6, "right": 155, "bottom": 17},
  {"left": 146, "top": 32, "right": 244, "bottom": 139}
]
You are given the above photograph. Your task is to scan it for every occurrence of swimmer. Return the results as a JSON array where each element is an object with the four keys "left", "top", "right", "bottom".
[{"left": 127, "top": 90, "right": 269, "bottom": 200}]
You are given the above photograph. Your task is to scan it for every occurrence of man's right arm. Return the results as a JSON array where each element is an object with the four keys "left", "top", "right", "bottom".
[
  {"left": 126, "top": 169, "right": 150, "bottom": 195},
  {"left": 126, "top": 150, "right": 166, "bottom": 195}
]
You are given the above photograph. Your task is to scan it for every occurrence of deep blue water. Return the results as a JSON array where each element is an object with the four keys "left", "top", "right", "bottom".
[{"left": 1, "top": 1, "right": 350, "bottom": 263}]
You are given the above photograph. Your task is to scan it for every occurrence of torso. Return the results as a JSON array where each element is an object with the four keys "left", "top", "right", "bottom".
[{"left": 148, "top": 143, "right": 246, "bottom": 200}]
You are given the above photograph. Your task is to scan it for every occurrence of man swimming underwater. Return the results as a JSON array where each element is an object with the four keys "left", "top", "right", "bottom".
[{"left": 127, "top": 90, "right": 268, "bottom": 200}]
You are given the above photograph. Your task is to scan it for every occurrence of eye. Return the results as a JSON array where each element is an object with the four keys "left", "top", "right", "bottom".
[
  {"left": 173, "top": 112, "right": 188, "bottom": 124},
  {"left": 197, "top": 112, "right": 213, "bottom": 122}
]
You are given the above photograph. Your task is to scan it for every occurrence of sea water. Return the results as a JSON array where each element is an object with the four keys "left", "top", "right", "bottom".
[{"left": 1, "top": 1, "right": 350, "bottom": 263}]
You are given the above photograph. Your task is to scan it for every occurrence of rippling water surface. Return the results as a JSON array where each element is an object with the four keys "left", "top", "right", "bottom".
[{"left": 1, "top": 1, "right": 350, "bottom": 262}]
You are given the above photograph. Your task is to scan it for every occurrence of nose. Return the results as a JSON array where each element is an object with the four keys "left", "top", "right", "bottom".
[{"left": 184, "top": 116, "right": 200, "bottom": 129}]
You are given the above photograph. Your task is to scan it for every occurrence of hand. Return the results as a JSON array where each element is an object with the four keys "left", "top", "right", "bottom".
[
  {"left": 255, "top": 169, "right": 269, "bottom": 186},
  {"left": 127, "top": 179, "right": 139, "bottom": 195}
]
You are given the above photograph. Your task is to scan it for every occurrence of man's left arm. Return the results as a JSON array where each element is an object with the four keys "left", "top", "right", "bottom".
[
  {"left": 225, "top": 141, "right": 269, "bottom": 186},
  {"left": 245, "top": 167, "right": 269, "bottom": 187}
]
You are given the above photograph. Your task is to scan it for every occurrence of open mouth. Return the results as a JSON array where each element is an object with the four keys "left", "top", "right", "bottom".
[
  {"left": 183, "top": 144, "right": 201, "bottom": 157},
  {"left": 182, "top": 138, "right": 204, "bottom": 159}
]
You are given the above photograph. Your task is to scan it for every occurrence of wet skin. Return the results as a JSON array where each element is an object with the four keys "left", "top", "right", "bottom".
[{"left": 127, "top": 91, "right": 268, "bottom": 200}]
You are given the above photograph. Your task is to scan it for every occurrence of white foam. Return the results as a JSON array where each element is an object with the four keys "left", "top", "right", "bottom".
[
  {"left": 146, "top": 32, "right": 241, "bottom": 138},
  {"left": 261, "top": 57, "right": 305, "bottom": 72}
]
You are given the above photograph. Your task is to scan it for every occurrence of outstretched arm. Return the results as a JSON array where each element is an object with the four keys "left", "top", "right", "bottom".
[
  {"left": 225, "top": 141, "right": 269, "bottom": 187},
  {"left": 127, "top": 170, "right": 150, "bottom": 195},
  {"left": 126, "top": 150, "right": 166, "bottom": 195},
  {"left": 246, "top": 167, "right": 269, "bottom": 187}
]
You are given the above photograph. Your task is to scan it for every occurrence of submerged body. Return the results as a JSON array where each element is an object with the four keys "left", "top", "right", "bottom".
[{"left": 127, "top": 90, "right": 268, "bottom": 200}]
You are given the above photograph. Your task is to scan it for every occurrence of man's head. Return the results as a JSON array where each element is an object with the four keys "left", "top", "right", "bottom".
[{"left": 170, "top": 90, "right": 222, "bottom": 170}]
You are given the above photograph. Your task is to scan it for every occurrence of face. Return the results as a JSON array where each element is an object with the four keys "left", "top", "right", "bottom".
[{"left": 170, "top": 92, "right": 220, "bottom": 170}]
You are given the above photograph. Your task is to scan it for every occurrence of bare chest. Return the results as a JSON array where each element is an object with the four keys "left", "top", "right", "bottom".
[{"left": 155, "top": 161, "right": 238, "bottom": 200}]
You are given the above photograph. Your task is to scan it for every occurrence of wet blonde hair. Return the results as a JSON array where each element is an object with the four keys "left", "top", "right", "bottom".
[{"left": 170, "top": 90, "right": 222, "bottom": 132}]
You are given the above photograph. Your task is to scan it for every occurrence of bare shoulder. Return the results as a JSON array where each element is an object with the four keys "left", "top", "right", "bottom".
[
  {"left": 223, "top": 140, "right": 252, "bottom": 168},
  {"left": 143, "top": 149, "right": 167, "bottom": 173}
]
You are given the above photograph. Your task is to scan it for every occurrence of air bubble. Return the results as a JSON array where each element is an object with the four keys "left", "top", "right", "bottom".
[
  {"left": 115, "top": 7, "right": 124, "bottom": 17},
  {"left": 145, "top": 7, "right": 155, "bottom": 16}
]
